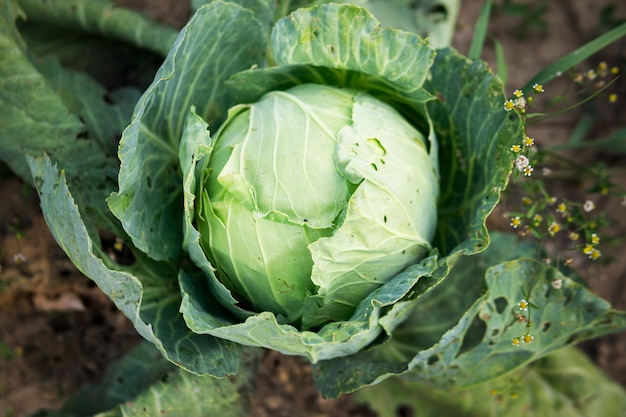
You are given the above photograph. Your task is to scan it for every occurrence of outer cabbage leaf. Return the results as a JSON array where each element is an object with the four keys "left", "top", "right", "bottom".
[
  {"left": 314, "top": 233, "right": 626, "bottom": 398},
  {"left": 354, "top": 346, "right": 626, "bottom": 417},
  {"left": 0, "top": 0, "right": 143, "bottom": 236},
  {"left": 2, "top": 1, "right": 242, "bottom": 377},
  {"left": 191, "top": 0, "right": 275, "bottom": 27},
  {"left": 331, "top": 0, "right": 460, "bottom": 48},
  {"left": 17, "top": 0, "right": 178, "bottom": 56},
  {"left": 32, "top": 342, "right": 262, "bottom": 417},
  {"left": 27, "top": 155, "right": 243, "bottom": 376},
  {"left": 0, "top": 0, "right": 82, "bottom": 181},
  {"left": 108, "top": 2, "right": 268, "bottom": 261}
]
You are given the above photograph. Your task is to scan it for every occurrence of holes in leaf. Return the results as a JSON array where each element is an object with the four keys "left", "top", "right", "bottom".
[
  {"left": 427, "top": 4, "right": 448, "bottom": 24},
  {"left": 427, "top": 354, "right": 440, "bottom": 365},
  {"left": 76, "top": 129, "right": 89, "bottom": 140},
  {"left": 367, "top": 138, "right": 386, "bottom": 155},
  {"left": 562, "top": 293, "right": 572, "bottom": 306},
  {"left": 146, "top": 175, "right": 152, "bottom": 189},
  {"left": 103, "top": 93, "right": 115, "bottom": 104},
  {"left": 541, "top": 322, "right": 551, "bottom": 333},
  {"left": 459, "top": 316, "right": 487, "bottom": 354},
  {"left": 396, "top": 405, "right": 414, "bottom": 417},
  {"left": 494, "top": 297, "right": 508, "bottom": 314}
]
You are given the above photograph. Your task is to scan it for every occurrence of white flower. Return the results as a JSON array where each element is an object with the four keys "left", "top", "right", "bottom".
[
  {"left": 13, "top": 253, "right": 26, "bottom": 264},
  {"left": 583, "top": 200, "right": 595, "bottom": 212},
  {"left": 515, "top": 155, "right": 529, "bottom": 171}
]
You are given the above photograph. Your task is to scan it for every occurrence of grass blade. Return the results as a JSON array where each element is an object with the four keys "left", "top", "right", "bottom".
[
  {"left": 522, "top": 22, "right": 626, "bottom": 92},
  {"left": 468, "top": 0, "right": 493, "bottom": 60},
  {"left": 493, "top": 37, "right": 508, "bottom": 85}
]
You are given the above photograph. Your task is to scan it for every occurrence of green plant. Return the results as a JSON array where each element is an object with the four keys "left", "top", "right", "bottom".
[{"left": 1, "top": 0, "right": 626, "bottom": 415}]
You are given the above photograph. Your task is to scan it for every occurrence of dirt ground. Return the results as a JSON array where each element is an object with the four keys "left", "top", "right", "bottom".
[{"left": 1, "top": 1, "right": 625, "bottom": 416}]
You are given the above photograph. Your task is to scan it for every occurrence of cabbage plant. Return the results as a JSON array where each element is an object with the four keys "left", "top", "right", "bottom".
[{"left": 2, "top": 0, "right": 626, "bottom": 414}]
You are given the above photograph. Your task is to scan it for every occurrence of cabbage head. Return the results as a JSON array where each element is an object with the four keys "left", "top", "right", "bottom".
[{"left": 195, "top": 84, "right": 438, "bottom": 329}]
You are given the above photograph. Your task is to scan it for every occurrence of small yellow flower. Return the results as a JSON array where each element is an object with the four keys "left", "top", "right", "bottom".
[
  {"left": 511, "top": 144, "right": 522, "bottom": 153},
  {"left": 532, "top": 83, "right": 544, "bottom": 93},
  {"left": 586, "top": 69, "right": 597, "bottom": 80},
  {"left": 548, "top": 222, "right": 560, "bottom": 236},
  {"left": 504, "top": 99, "right": 515, "bottom": 111},
  {"left": 513, "top": 89, "right": 524, "bottom": 98},
  {"left": 518, "top": 299, "right": 529, "bottom": 311},
  {"left": 523, "top": 165, "right": 533, "bottom": 177},
  {"left": 523, "top": 136, "right": 535, "bottom": 147},
  {"left": 490, "top": 388, "right": 499, "bottom": 396},
  {"left": 512, "top": 337, "right": 521, "bottom": 346},
  {"left": 522, "top": 197, "right": 532, "bottom": 206},
  {"left": 547, "top": 196, "right": 557, "bottom": 205},
  {"left": 583, "top": 244, "right": 594, "bottom": 255},
  {"left": 609, "top": 93, "right": 618, "bottom": 103},
  {"left": 598, "top": 61, "right": 608, "bottom": 72},
  {"left": 610, "top": 66, "right": 620, "bottom": 75},
  {"left": 583, "top": 200, "right": 595, "bottom": 212},
  {"left": 510, "top": 216, "right": 522, "bottom": 228},
  {"left": 532, "top": 214, "right": 543, "bottom": 225},
  {"left": 556, "top": 202, "right": 567, "bottom": 215},
  {"left": 522, "top": 334, "right": 534, "bottom": 344},
  {"left": 591, "top": 233, "right": 600, "bottom": 245},
  {"left": 568, "top": 231, "right": 580, "bottom": 241},
  {"left": 590, "top": 248, "right": 601, "bottom": 260}
]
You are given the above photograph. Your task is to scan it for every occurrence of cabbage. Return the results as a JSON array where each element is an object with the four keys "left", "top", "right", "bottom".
[
  {"left": 4, "top": 0, "right": 625, "bottom": 403},
  {"left": 195, "top": 84, "right": 438, "bottom": 328}
]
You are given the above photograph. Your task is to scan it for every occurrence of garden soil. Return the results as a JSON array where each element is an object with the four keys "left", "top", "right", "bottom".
[{"left": 1, "top": 1, "right": 625, "bottom": 416}]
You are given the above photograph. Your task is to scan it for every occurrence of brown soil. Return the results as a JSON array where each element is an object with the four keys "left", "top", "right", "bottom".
[{"left": 1, "top": 1, "right": 625, "bottom": 416}]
